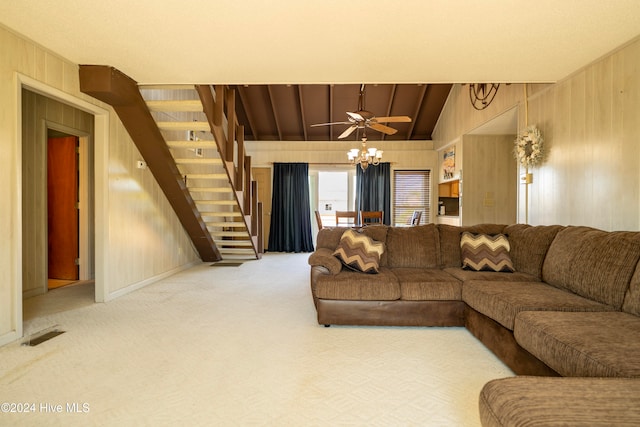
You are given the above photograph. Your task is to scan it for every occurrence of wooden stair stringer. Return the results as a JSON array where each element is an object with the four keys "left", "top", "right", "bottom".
[{"left": 78, "top": 65, "right": 221, "bottom": 262}]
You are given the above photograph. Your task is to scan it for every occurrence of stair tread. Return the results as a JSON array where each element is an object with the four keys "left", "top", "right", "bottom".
[
  {"left": 189, "top": 187, "right": 232, "bottom": 193},
  {"left": 175, "top": 158, "right": 222, "bottom": 164},
  {"left": 167, "top": 140, "right": 217, "bottom": 148},
  {"left": 215, "top": 240, "right": 253, "bottom": 246},
  {"left": 200, "top": 212, "right": 242, "bottom": 217},
  {"left": 139, "top": 84, "right": 194, "bottom": 90},
  {"left": 157, "top": 121, "right": 210, "bottom": 132},
  {"left": 146, "top": 100, "right": 203, "bottom": 112},
  {"left": 206, "top": 222, "right": 246, "bottom": 226},
  {"left": 210, "top": 231, "right": 251, "bottom": 237},
  {"left": 194, "top": 201, "right": 236, "bottom": 206},
  {"left": 185, "top": 173, "right": 228, "bottom": 179}
]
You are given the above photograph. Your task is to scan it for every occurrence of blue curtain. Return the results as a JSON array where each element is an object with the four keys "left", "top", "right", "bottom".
[
  {"left": 355, "top": 162, "right": 391, "bottom": 225},
  {"left": 268, "top": 163, "right": 314, "bottom": 253}
]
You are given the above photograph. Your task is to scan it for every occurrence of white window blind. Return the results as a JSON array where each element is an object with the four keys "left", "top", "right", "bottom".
[{"left": 393, "top": 170, "right": 431, "bottom": 226}]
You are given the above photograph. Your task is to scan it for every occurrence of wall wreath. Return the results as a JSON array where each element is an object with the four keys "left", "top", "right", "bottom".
[{"left": 514, "top": 125, "right": 544, "bottom": 168}]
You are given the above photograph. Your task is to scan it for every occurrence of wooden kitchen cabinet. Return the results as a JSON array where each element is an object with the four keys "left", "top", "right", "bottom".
[
  {"left": 438, "top": 180, "right": 460, "bottom": 198},
  {"left": 450, "top": 180, "right": 459, "bottom": 197}
]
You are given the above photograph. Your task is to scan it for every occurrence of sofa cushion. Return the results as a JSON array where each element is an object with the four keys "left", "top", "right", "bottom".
[
  {"left": 542, "top": 226, "right": 640, "bottom": 310},
  {"left": 333, "top": 229, "right": 384, "bottom": 273},
  {"left": 503, "top": 224, "right": 564, "bottom": 280},
  {"left": 514, "top": 311, "right": 640, "bottom": 377},
  {"left": 308, "top": 247, "right": 343, "bottom": 274},
  {"left": 386, "top": 224, "right": 439, "bottom": 268},
  {"left": 443, "top": 267, "right": 537, "bottom": 283},
  {"left": 315, "top": 227, "right": 348, "bottom": 250},
  {"left": 437, "top": 224, "right": 463, "bottom": 268},
  {"left": 392, "top": 268, "right": 462, "bottom": 300},
  {"left": 463, "top": 280, "right": 613, "bottom": 330},
  {"left": 623, "top": 261, "right": 640, "bottom": 316},
  {"left": 480, "top": 376, "right": 640, "bottom": 427},
  {"left": 313, "top": 267, "right": 400, "bottom": 301},
  {"left": 437, "top": 224, "right": 507, "bottom": 268},
  {"left": 460, "top": 232, "right": 514, "bottom": 272}
]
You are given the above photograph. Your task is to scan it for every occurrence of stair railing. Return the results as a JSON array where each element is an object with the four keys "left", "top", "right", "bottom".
[{"left": 195, "top": 85, "right": 262, "bottom": 255}]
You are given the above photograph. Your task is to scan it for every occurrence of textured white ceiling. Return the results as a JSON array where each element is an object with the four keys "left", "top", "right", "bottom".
[{"left": 1, "top": 0, "right": 639, "bottom": 85}]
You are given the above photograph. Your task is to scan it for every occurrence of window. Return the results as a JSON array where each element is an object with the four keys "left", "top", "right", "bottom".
[
  {"left": 313, "top": 169, "right": 357, "bottom": 227},
  {"left": 393, "top": 170, "right": 431, "bottom": 226}
]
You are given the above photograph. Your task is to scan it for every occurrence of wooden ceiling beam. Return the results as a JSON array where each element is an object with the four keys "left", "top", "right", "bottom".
[
  {"left": 236, "top": 86, "right": 259, "bottom": 140},
  {"left": 384, "top": 84, "right": 397, "bottom": 118},
  {"left": 297, "top": 85, "right": 309, "bottom": 141},
  {"left": 266, "top": 86, "right": 282, "bottom": 141},
  {"left": 408, "top": 84, "right": 428, "bottom": 140},
  {"left": 380, "top": 84, "right": 398, "bottom": 141},
  {"left": 329, "top": 84, "right": 335, "bottom": 141}
]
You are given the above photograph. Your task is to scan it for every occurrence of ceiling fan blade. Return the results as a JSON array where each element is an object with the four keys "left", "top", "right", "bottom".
[
  {"left": 368, "top": 122, "right": 398, "bottom": 136},
  {"left": 338, "top": 125, "right": 358, "bottom": 139},
  {"left": 346, "top": 111, "right": 365, "bottom": 122},
  {"left": 310, "top": 121, "right": 351, "bottom": 127},
  {"left": 373, "top": 116, "right": 412, "bottom": 123}
]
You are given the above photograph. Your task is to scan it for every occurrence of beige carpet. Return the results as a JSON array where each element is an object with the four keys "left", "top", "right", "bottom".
[{"left": 3, "top": 253, "right": 513, "bottom": 426}]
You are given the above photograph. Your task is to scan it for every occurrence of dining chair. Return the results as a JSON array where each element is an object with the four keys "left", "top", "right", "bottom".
[
  {"left": 314, "top": 210, "right": 324, "bottom": 230},
  {"left": 360, "top": 211, "right": 383, "bottom": 226},
  {"left": 335, "top": 211, "right": 358, "bottom": 226},
  {"left": 410, "top": 210, "right": 422, "bottom": 226}
]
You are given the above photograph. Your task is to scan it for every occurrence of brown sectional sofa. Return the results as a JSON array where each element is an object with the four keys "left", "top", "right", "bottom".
[{"left": 308, "top": 223, "right": 640, "bottom": 426}]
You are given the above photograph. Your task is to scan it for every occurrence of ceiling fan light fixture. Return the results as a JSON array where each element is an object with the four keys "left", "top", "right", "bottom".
[{"left": 310, "top": 84, "right": 412, "bottom": 139}]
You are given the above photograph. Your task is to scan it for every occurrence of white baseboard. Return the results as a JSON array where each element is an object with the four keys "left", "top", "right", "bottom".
[
  {"left": 0, "top": 330, "right": 21, "bottom": 347},
  {"left": 104, "top": 260, "right": 201, "bottom": 302}
]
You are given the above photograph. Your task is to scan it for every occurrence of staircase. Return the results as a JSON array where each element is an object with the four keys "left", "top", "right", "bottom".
[
  {"left": 140, "top": 85, "right": 260, "bottom": 261},
  {"left": 79, "top": 66, "right": 262, "bottom": 262}
]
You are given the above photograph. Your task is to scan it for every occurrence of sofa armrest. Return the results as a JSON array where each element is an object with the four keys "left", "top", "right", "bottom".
[{"left": 308, "top": 248, "right": 342, "bottom": 274}]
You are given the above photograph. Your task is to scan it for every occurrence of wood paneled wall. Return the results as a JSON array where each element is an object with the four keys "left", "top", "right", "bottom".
[
  {"left": 525, "top": 38, "right": 640, "bottom": 230},
  {"left": 433, "top": 36, "right": 640, "bottom": 231},
  {"left": 0, "top": 24, "right": 200, "bottom": 346},
  {"left": 459, "top": 135, "right": 517, "bottom": 225},
  {"left": 246, "top": 140, "right": 438, "bottom": 168}
]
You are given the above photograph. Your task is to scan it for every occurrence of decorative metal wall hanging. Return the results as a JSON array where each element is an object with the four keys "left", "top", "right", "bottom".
[{"left": 469, "top": 83, "right": 500, "bottom": 110}]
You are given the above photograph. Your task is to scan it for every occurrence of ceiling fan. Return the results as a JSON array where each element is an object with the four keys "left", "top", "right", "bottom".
[{"left": 311, "top": 84, "right": 412, "bottom": 139}]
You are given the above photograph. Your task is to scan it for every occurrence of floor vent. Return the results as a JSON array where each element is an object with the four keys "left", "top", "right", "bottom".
[
  {"left": 23, "top": 328, "right": 65, "bottom": 346},
  {"left": 210, "top": 262, "right": 244, "bottom": 267}
]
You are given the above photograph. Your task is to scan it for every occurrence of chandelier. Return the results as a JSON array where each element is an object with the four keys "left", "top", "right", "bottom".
[{"left": 347, "top": 135, "right": 383, "bottom": 171}]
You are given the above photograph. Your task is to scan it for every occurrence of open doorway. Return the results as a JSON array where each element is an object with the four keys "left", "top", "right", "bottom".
[
  {"left": 308, "top": 166, "right": 357, "bottom": 244},
  {"left": 5, "top": 74, "right": 109, "bottom": 346},
  {"left": 21, "top": 89, "right": 96, "bottom": 318}
]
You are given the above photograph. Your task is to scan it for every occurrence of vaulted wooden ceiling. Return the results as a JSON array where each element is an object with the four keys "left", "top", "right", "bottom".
[{"left": 234, "top": 83, "right": 452, "bottom": 142}]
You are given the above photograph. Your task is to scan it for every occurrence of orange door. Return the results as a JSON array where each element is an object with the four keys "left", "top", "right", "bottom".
[{"left": 47, "top": 136, "right": 79, "bottom": 280}]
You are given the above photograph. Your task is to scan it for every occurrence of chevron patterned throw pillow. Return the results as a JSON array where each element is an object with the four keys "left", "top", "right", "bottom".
[
  {"left": 333, "top": 229, "right": 385, "bottom": 274},
  {"left": 460, "top": 232, "right": 514, "bottom": 272}
]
